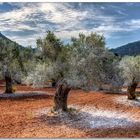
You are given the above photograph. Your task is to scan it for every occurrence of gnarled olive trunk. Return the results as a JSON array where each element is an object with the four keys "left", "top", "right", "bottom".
[
  {"left": 127, "top": 82, "right": 138, "bottom": 100},
  {"left": 4, "top": 71, "right": 13, "bottom": 94},
  {"left": 54, "top": 84, "right": 71, "bottom": 111}
]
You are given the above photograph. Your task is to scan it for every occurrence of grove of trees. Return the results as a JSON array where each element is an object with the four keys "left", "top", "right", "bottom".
[{"left": 0, "top": 31, "right": 140, "bottom": 112}]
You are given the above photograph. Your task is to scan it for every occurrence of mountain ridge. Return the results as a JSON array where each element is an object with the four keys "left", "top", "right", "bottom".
[
  {"left": 110, "top": 40, "right": 140, "bottom": 56},
  {"left": 0, "top": 32, "right": 10, "bottom": 40}
]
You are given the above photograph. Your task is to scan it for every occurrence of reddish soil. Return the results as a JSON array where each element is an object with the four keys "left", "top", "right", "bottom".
[{"left": 0, "top": 82, "right": 140, "bottom": 138}]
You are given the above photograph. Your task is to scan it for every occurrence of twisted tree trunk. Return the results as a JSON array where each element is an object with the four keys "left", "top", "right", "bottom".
[
  {"left": 127, "top": 82, "right": 138, "bottom": 100},
  {"left": 4, "top": 70, "right": 13, "bottom": 94},
  {"left": 54, "top": 84, "right": 71, "bottom": 111}
]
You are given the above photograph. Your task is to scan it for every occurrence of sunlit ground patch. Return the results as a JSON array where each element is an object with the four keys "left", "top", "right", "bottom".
[
  {"left": 114, "top": 96, "right": 140, "bottom": 107},
  {"left": 34, "top": 105, "right": 140, "bottom": 129}
]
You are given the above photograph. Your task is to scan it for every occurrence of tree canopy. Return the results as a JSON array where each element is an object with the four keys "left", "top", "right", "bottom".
[
  {"left": 119, "top": 55, "right": 140, "bottom": 85},
  {"left": 26, "top": 32, "right": 120, "bottom": 91}
]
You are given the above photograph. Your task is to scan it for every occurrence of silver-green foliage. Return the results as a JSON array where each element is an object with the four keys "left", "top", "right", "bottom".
[
  {"left": 26, "top": 32, "right": 121, "bottom": 90},
  {"left": 119, "top": 55, "right": 140, "bottom": 85}
]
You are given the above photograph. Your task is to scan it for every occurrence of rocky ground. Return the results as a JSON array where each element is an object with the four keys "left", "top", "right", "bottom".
[{"left": 0, "top": 82, "right": 140, "bottom": 138}]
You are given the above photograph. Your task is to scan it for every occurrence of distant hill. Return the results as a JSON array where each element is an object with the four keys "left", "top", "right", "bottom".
[
  {"left": 0, "top": 32, "right": 36, "bottom": 62},
  {"left": 0, "top": 32, "right": 25, "bottom": 49},
  {"left": 110, "top": 41, "right": 140, "bottom": 56},
  {"left": 0, "top": 32, "right": 8, "bottom": 39}
]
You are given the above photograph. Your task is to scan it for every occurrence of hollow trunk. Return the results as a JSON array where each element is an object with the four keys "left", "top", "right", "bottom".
[
  {"left": 4, "top": 71, "right": 13, "bottom": 94},
  {"left": 54, "top": 84, "right": 71, "bottom": 111},
  {"left": 127, "top": 82, "right": 138, "bottom": 100}
]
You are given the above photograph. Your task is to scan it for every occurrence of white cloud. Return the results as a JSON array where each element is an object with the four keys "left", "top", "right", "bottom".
[
  {"left": 127, "top": 19, "right": 140, "bottom": 29},
  {"left": 8, "top": 33, "right": 44, "bottom": 47},
  {"left": 0, "top": 6, "right": 35, "bottom": 22},
  {"left": 0, "top": 3, "right": 88, "bottom": 32},
  {"left": 0, "top": 3, "right": 89, "bottom": 46},
  {"left": 117, "top": 10, "right": 128, "bottom": 16},
  {"left": 1, "top": 3, "right": 140, "bottom": 47},
  {"left": 0, "top": 22, "right": 36, "bottom": 32},
  {"left": 38, "top": 3, "right": 88, "bottom": 24},
  {"left": 55, "top": 23, "right": 133, "bottom": 40},
  {"left": 0, "top": 3, "right": 87, "bottom": 26}
]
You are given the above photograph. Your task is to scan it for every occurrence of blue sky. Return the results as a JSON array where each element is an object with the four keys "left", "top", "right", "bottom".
[{"left": 1, "top": 2, "right": 140, "bottom": 48}]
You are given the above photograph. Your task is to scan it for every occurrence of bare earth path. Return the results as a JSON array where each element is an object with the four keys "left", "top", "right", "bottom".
[{"left": 0, "top": 84, "right": 140, "bottom": 138}]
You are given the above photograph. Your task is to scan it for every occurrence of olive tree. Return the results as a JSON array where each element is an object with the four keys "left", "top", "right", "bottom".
[
  {"left": 120, "top": 55, "right": 140, "bottom": 100},
  {"left": 0, "top": 38, "right": 25, "bottom": 93},
  {"left": 26, "top": 32, "right": 120, "bottom": 111},
  {"left": 36, "top": 31, "right": 62, "bottom": 62}
]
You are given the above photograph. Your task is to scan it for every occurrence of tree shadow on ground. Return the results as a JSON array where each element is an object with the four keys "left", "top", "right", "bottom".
[
  {"left": 132, "top": 98, "right": 140, "bottom": 107},
  {"left": 36, "top": 107, "right": 140, "bottom": 133},
  {"left": 134, "top": 98, "right": 140, "bottom": 102},
  {"left": 0, "top": 92, "right": 53, "bottom": 100}
]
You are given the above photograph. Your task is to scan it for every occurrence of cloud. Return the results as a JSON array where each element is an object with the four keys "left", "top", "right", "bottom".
[
  {"left": 0, "top": 3, "right": 89, "bottom": 46},
  {"left": 0, "top": 6, "right": 35, "bottom": 22},
  {"left": 39, "top": 3, "right": 88, "bottom": 24},
  {"left": 127, "top": 19, "right": 140, "bottom": 29},
  {"left": 54, "top": 24, "right": 131, "bottom": 41},
  {"left": 5, "top": 31, "right": 45, "bottom": 47},
  {"left": 1, "top": 2, "right": 140, "bottom": 48},
  {"left": 0, "top": 3, "right": 87, "bottom": 29}
]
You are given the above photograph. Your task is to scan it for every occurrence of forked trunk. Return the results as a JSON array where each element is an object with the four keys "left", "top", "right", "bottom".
[
  {"left": 54, "top": 84, "right": 71, "bottom": 111},
  {"left": 4, "top": 71, "right": 13, "bottom": 94},
  {"left": 127, "top": 82, "right": 138, "bottom": 100}
]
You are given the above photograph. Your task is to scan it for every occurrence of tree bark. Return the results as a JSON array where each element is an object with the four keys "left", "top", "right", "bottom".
[
  {"left": 54, "top": 84, "right": 71, "bottom": 111},
  {"left": 4, "top": 71, "right": 13, "bottom": 94},
  {"left": 127, "top": 82, "right": 138, "bottom": 100}
]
